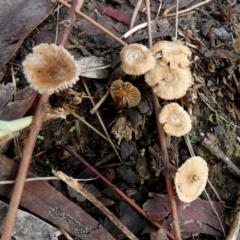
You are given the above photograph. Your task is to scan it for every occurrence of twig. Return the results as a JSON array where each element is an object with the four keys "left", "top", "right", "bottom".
[
  {"left": 226, "top": 197, "right": 240, "bottom": 240},
  {"left": 0, "top": 2, "right": 79, "bottom": 239},
  {"left": 57, "top": 171, "right": 139, "bottom": 240},
  {"left": 57, "top": 0, "right": 127, "bottom": 47},
  {"left": 0, "top": 176, "right": 97, "bottom": 185},
  {"left": 145, "top": 0, "right": 181, "bottom": 238},
  {"left": 90, "top": 90, "right": 110, "bottom": 114},
  {"left": 82, "top": 80, "right": 122, "bottom": 162},
  {"left": 202, "top": 137, "right": 240, "bottom": 178},
  {"left": 64, "top": 145, "right": 175, "bottom": 240},
  {"left": 156, "top": 0, "right": 163, "bottom": 19},
  {"left": 63, "top": 104, "right": 119, "bottom": 149},
  {"left": 164, "top": 0, "right": 212, "bottom": 17},
  {"left": 130, "top": 0, "right": 143, "bottom": 29},
  {"left": 174, "top": 0, "right": 179, "bottom": 40}
]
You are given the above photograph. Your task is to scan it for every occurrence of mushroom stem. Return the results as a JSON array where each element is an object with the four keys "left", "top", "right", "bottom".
[{"left": 0, "top": 1, "right": 79, "bottom": 239}]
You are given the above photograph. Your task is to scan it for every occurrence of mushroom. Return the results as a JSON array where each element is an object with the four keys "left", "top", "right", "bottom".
[
  {"left": 150, "top": 41, "right": 192, "bottom": 69},
  {"left": 174, "top": 156, "right": 208, "bottom": 203},
  {"left": 145, "top": 61, "right": 193, "bottom": 100},
  {"left": 159, "top": 103, "right": 191, "bottom": 137},
  {"left": 110, "top": 80, "right": 141, "bottom": 108},
  {"left": 120, "top": 43, "right": 155, "bottom": 76},
  {"left": 23, "top": 43, "right": 79, "bottom": 94}
]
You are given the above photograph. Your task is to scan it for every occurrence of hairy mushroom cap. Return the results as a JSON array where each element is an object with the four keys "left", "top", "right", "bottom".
[
  {"left": 23, "top": 43, "right": 79, "bottom": 94},
  {"left": 150, "top": 41, "right": 192, "bottom": 69},
  {"left": 174, "top": 156, "right": 208, "bottom": 203},
  {"left": 120, "top": 43, "right": 155, "bottom": 75},
  {"left": 110, "top": 80, "right": 141, "bottom": 108},
  {"left": 159, "top": 103, "right": 191, "bottom": 137},
  {"left": 145, "top": 61, "right": 193, "bottom": 100}
]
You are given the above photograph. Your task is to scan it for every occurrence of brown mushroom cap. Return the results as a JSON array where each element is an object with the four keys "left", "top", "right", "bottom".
[
  {"left": 145, "top": 61, "right": 193, "bottom": 100},
  {"left": 23, "top": 43, "right": 79, "bottom": 94},
  {"left": 120, "top": 43, "right": 155, "bottom": 75},
  {"left": 159, "top": 103, "right": 191, "bottom": 137},
  {"left": 174, "top": 156, "right": 208, "bottom": 203},
  {"left": 150, "top": 41, "right": 191, "bottom": 69},
  {"left": 110, "top": 80, "right": 141, "bottom": 108}
]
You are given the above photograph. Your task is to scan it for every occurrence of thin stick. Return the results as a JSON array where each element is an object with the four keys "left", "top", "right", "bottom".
[
  {"left": 0, "top": 2, "right": 79, "bottom": 239},
  {"left": 0, "top": 176, "right": 97, "bottom": 185},
  {"left": 202, "top": 137, "right": 240, "bottom": 178},
  {"left": 64, "top": 145, "right": 175, "bottom": 240},
  {"left": 156, "top": 0, "right": 163, "bottom": 19},
  {"left": 90, "top": 90, "right": 110, "bottom": 114},
  {"left": 57, "top": 171, "right": 139, "bottom": 240},
  {"left": 174, "top": 0, "right": 179, "bottom": 40},
  {"left": 164, "top": 0, "right": 212, "bottom": 17},
  {"left": 82, "top": 80, "right": 122, "bottom": 162},
  {"left": 130, "top": 0, "right": 143, "bottom": 29},
  {"left": 63, "top": 104, "right": 118, "bottom": 147},
  {"left": 145, "top": 0, "right": 181, "bottom": 238},
  {"left": 57, "top": 0, "right": 127, "bottom": 47}
]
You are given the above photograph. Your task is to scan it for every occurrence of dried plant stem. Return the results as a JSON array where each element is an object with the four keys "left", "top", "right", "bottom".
[
  {"left": 164, "top": 0, "right": 212, "bottom": 17},
  {"left": 202, "top": 137, "right": 240, "bottom": 178},
  {"left": 64, "top": 145, "right": 175, "bottom": 240},
  {"left": 0, "top": 94, "right": 50, "bottom": 240},
  {"left": 57, "top": 171, "right": 139, "bottom": 240},
  {"left": 130, "top": 0, "right": 143, "bottom": 29},
  {"left": 82, "top": 80, "right": 122, "bottom": 162},
  {"left": 63, "top": 104, "right": 119, "bottom": 149},
  {"left": 57, "top": 0, "right": 127, "bottom": 47},
  {"left": 0, "top": 2, "right": 78, "bottom": 239},
  {"left": 90, "top": 90, "right": 110, "bottom": 114},
  {"left": 145, "top": 0, "right": 181, "bottom": 238}
]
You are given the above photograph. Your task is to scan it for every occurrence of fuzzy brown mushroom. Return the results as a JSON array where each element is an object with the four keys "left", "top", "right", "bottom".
[
  {"left": 23, "top": 43, "right": 79, "bottom": 94},
  {"left": 174, "top": 156, "right": 208, "bottom": 203},
  {"left": 150, "top": 41, "right": 192, "bottom": 69},
  {"left": 110, "top": 80, "right": 141, "bottom": 108},
  {"left": 120, "top": 43, "right": 155, "bottom": 76},
  {"left": 159, "top": 103, "right": 191, "bottom": 137},
  {"left": 145, "top": 61, "right": 193, "bottom": 100}
]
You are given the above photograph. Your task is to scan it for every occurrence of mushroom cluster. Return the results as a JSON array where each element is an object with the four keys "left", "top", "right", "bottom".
[
  {"left": 145, "top": 41, "right": 193, "bottom": 100},
  {"left": 174, "top": 156, "right": 208, "bottom": 203},
  {"left": 23, "top": 43, "right": 79, "bottom": 94}
]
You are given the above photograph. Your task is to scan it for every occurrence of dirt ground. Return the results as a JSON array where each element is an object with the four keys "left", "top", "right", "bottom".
[{"left": 1, "top": 0, "right": 240, "bottom": 239}]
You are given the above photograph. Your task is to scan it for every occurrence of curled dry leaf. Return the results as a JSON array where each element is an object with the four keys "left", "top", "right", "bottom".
[
  {"left": 110, "top": 80, "right": 141, "bottom": 108},
  {"left": 111, "top": 114, "right": 141, "bottom": 145},
  {"left": 145, "top": 62, "right": 193, "bottom": 100},
  {"left": 159, "top": 103, "right": 192, "bottom": 137},
  {"left": 150, "top": 41, "right": 192, "bottom": 69},
  {"left": 120, "top": 43, "right": 155, "bottom": 75},
  {"left": 23, "top": 43, "right": 79, "bottom": 94},
  {"left": 175, "top": 156, "right": 208, "bottom": 203}
]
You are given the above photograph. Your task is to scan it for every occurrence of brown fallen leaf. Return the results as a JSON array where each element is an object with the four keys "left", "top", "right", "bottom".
[
  {"left": 0, "top": 0, "right": 56, "bottom": 70},
  {"left": 0, "top": 154, "right": 116, "bottom": 240},
  {"left": 0, "top": 86, "right": 38, "bottom": 120},
  {"left": 143, "top": 193, "right": 228, "bottom": 239}
]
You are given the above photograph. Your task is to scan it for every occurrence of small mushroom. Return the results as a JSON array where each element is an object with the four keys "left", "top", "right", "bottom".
[
  {"left": 174, "top": 156, "right": 208, "bottom": 203},
  {"left": 120, "top": 43, "right": 155, "bottom": 76},
  {"left": 145, "top": 61, "right": 193, "bottom": 100},
  {"left": 23, "top": 43, "right": 79, "bottom": 94},
  {"left": 110, "top": 80, "right": 141, "bottom": 108},
  {"left": 150, "top": 41, "right": 192, "bottom": 69},
  {"left": 159, "top": 103, "right": 191, "bottom": 137}
]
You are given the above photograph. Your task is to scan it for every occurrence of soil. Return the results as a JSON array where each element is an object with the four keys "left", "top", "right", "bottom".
[{"left": 1, "top": 0, "right": 240, "bottom": 239}]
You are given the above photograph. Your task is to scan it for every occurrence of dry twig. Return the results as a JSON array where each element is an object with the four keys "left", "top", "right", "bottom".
[
  {"left": 57, "top": 171, "right": 139, "bottom": 240},
  {"left": 64, "top": 145, "right": 175, "bottom": 239}
]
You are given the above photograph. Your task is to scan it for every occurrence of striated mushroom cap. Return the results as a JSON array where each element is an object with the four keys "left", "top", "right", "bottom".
[
  {"left": 110, "top": 80, "right": 141, "bottom": 108},
  {"left": 120, "top": 43, "right": 155, "bottom": 75},
  {"left": 145, "top": 61, "right": 193, "bottom": 100},
  {"left": 174, "top": 156, "right": 208, "bottom": 203},
  {"left": 159, "top": 103, "right": 191, "bottom": 137},
  {"left": 150, "top": 41, "right": 192, "bottom": 69},
  {"left": 23, "top": 43, "right": 79, "bottom": 94}
]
